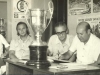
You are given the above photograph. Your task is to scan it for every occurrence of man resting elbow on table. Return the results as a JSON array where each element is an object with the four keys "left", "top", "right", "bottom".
[
  {"left": 60, "top": 21, "right": 100, "bottom": 65},
  {"left": 9, "top": 22, "right": 33, "bottom": 62}
]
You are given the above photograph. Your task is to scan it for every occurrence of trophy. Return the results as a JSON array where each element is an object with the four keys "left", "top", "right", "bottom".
[
  {"left": 27, "top": 1, "right": 54, "bottom": 68},
  {"left": 0, "top": 18, "right": 5, "bottom": 37}
]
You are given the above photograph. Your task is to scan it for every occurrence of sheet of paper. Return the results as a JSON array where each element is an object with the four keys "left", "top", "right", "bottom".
[
  {"left": 49, "top": 63, "right": 87, "bottom": 70},
  {"left": 50, "top": 62, "right": 99, "bottom": 71}
]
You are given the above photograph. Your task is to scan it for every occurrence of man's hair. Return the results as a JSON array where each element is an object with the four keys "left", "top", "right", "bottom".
[
  {"left": 78, "top": 22, "right": 91, "bottom": 32},
  {"left": 54, "top": 22, "right": 69, "bottom": 33},
  {"left": 16, "top": 22, "right": 30, "bottom": 36}
]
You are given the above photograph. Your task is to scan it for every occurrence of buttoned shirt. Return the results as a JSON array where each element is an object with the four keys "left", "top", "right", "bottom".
[
  {"left": 0, "top": 34, "right": 9, "bottom": 56},
  {"left": 69, "top": 34, "right": 100, "bottom": 65},
  {"left": 48, "top": 34, "right": 73, "bottom": 59},
  {"left": 9, "top": 35, "right": 33, "bottom": 59}
]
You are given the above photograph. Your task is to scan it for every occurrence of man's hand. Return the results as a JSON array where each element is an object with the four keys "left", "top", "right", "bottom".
[
  {"left": 1, "top": 54, "right": 7, "bottom": 59},
  {"left": 10, "top": 58, "right": 19, "bottom": 63},
  {"left": 59, "top": 55, "right": 65, "bottom": 60},
  {"left": 88, "top": 61, "right": 98, "bottom": 66},
  {"left": 47, "top": 49, "right": 53, "bottom": 56}
]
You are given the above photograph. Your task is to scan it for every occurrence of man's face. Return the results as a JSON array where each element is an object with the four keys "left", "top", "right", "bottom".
[
  {"left": 17, "top": 24, "right": 27, "bottom": 36},
  {"left": 76, "top": 27, "right": 90, "bottom": 43},
  {"left": 55, "top": 26, "right": 67, "bottom": 42}
]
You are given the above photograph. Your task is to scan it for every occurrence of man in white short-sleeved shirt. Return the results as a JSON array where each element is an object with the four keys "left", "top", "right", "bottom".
[
  {"left": 48, "top": 34, "right": 73, "bottom": 59},
  {"left": 0, "top": 34, "right": 9, "bottom": 57},
  {"left": 9, "top": 22, "right": 33, "bottom": 62},
  {"left": 69, "top": 34, "right": 100, "bottom": 64},
  {"left": 0, "top": 34, "right": 9, "bottom": 74},
  {"left": 61, "top": 21, "right": 100, "bottom": 65},
  {"left": 48, "top": 22, "right": 75, "bottom": 61},
  {"left": 9, "top": 35, "right": 33, "bottom": 60}
]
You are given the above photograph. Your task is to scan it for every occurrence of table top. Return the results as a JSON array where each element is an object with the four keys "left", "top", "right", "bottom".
[{"left": 5, "top": 59, "right": 100, "bottom": 74}]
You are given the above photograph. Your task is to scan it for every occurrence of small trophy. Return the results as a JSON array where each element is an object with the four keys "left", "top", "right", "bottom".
[
  {"left": 0, "top": 18, "right": 5, "bottom": 37},
  {"left": 27, "top": 1, "right": 54, "bottom": 68}
]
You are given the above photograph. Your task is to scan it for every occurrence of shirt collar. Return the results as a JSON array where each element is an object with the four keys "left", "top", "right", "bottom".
[
  {"left": 18, "top": 35, "right": 31, "bottom": 42},
  {"left": 56, "top": 35, "right": 68, "bottom": 45}
]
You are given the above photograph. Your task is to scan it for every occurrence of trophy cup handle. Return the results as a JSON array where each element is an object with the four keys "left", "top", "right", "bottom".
[{"left": 44, "top": 1, "right": 54, "bottom": 32}]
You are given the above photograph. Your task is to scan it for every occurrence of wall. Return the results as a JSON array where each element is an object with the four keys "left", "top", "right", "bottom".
[
  {"left": 0, "top": 2, "right": 7, "bottom": 19},
  {"left": 0, "top": 1, "right": 7, "bottom": 39},
  {"left": 67, "top": 0, "right": 100, "bottom": 36},
  {"left": 7, "top": 0, "right": 12, "bottom": 43},
  {"left": 68, "top": 14, "right": 100, "bottom": 36},
  {"left": 32, "top": 0, "right": 51, "bottom": 10}
]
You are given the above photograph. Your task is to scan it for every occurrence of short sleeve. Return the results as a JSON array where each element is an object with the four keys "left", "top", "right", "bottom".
[
  {"left": 0, "top": 34, "right": 9, "bottom": 48},
  {"left": 69, "top": 35, "right": 77, "bottom": 52}
]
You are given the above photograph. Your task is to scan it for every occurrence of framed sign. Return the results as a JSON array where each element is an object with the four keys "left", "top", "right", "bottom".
[
  {"left": 68, "top": 0, "right": 91, "bottom": 15},
  {"left": 13, "top": 0, "right": 31, "bottom": 19}
]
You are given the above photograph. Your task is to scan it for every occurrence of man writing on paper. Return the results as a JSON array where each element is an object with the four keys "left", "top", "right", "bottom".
[
  {"left": 60, "top": 21, "right": 100, "bottom": 65},
  {"left": 47, "top": 22, "right": 75, "bottom": 62}
]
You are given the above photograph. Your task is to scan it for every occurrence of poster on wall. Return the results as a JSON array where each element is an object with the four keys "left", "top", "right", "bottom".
[
  {"left": 77, "top": 15, "right": 100, "bottom": 33},
  {"left": 68, "top": 0, "right": 91, "bottom": 15},
  {"left": 13, "top": 0, "right": 31, "bottom": 19},
  {"left": 93, "top": 0, "right": 100, "bottom": 13}
]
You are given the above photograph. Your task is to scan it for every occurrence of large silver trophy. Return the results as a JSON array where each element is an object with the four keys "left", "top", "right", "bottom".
[{"left": 27, "top": 1, "right": 54, "bottom": 68}]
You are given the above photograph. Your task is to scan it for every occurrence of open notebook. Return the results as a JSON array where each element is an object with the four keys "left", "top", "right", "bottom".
[
  {"left": 53, "top": 59, "right": 71, "bottom": 63},
  {"left": 47, "top": 56, "right": 70, "bottom": 63}
]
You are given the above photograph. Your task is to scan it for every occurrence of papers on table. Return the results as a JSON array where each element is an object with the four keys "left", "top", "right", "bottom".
[
  {"left": 49, "top": 63, "right": 86, "bottom": 70},
  {"left": 49, "top": 63, "right": 99, "bottom": 71},
  {"left": 47, "top": 56, "right": 70, "bottom": 63}
]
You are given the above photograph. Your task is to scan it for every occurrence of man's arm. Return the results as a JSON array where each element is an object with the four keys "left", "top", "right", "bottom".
[
  {"left": 47, "top": 49, "right": 53, "bottom": 56},
  {"left": 1, "top": 46, "right": 10, "bottom": 58},
  {"left": 9, "top": 50, "right": 19, "bottom": 62},
  {"left": 60, "top": 50, "right": 74, "bottom": 60},
  {"left": 93, "top": 54, "right": 100, "bottom": 65},
  {"left": 68, "top": 53, "right": 76, "bottom": 62},
  {"left": 88, "top": 54, "right": 100, "bottom": 66}
]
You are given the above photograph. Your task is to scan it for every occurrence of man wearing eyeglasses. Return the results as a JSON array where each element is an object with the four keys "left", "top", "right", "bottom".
[{"left": 47, "top": 22, "right": 75, "bottom": 61}]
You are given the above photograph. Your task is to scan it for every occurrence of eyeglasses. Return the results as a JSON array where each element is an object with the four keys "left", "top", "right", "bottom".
[{"left": 56, "top": 31, "right": 66, "bottom": 35}]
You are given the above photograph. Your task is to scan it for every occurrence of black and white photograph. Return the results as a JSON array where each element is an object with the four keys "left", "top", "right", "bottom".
[{"left": 0, "top": 0, "right": 100, "bottom": 75}]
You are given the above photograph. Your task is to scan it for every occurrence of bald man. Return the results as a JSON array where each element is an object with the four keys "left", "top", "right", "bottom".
[{"left": 60, "top": 21, "right": 100, "bottom": 65}]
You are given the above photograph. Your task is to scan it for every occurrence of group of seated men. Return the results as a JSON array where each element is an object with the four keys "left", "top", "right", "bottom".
[{"left": 0, "top": 21, "right": 100, "bottom": 74}]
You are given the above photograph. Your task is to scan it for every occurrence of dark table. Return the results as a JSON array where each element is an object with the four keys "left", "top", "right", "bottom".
[{"left": 6, "top": 59, "right": 100, "bottom": 75}]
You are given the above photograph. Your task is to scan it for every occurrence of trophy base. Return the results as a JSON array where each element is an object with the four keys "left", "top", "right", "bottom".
[
  {"left": 27, "top": 45, "right": 51, "bottom": 68},
  {"left": 26, "top": 60, "right": 51, "bottom": 68}
]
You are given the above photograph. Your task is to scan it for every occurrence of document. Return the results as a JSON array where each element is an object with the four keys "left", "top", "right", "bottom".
[
  {"left": 49, "top": 63, "right": 87, "bottom": 70},
  {"left": 49, "top": 62, "right": 99, "bottom": 71}
]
